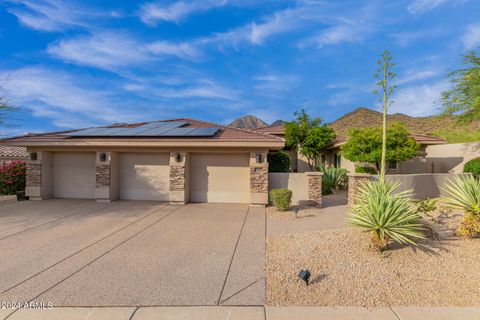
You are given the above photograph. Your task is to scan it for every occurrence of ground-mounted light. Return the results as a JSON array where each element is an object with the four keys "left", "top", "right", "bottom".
[
  {"left": 295, "top": 208, "right": 299, "bottom": 218},
  {"left": 298, "top": 269, "right": 311, "bottom": 286},
  {"left": 256, "top": 153, "right": 262, "bottom": 163},
  {"left": 99, "top": 152, "right": 107, "bottom": 162}
]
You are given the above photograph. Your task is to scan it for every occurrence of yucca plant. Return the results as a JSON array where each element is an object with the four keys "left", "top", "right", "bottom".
[
  {"left": 346, "top": 180, "right": 425, "bottom": 251},
  {"left": 441, "top": 175, "right": 480, "bottom": 238}
]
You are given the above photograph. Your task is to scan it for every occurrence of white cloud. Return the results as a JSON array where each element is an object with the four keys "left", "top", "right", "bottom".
[
  {"left": 462, "top": 24, "right": 480, "bottom": 50},
  {"left": 390, "top": 81, "right": 450, "bottom": 116},
  {"left": 390, "top": 28, "right": 443, "bottom": 46},
  {"left": 396, "top": 69, "right": 442, "bottom": 85},
  {"left": 304, "top": 24, "right": 363, "bottom": 48},
  {"left": 407, "top": 0, "right": 467, "bottom": 14},
  {"left": 0, "top": 67, "right": 138, "bottom": 128},
  {"left": 254, "top": 74, "right": 298, "bottom": 94},
  {"left": 139, "top": 0, "right": 227, "bottom": 25},
  {"left": 6, "top": 0, "right": 114, "bottom": 31},
  {"left": 47, "top": 32, "right": 202, "bottom": 71},
  {"left": 156, "top": 80, "right": 239, "bottom": 100}
]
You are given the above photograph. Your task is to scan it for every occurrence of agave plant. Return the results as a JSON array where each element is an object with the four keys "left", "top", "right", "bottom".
[
  {"left": 441, "top": 175, "right": 480, "bottom": 237},
  {"left": 346, "top": 180, "right": 425, "bottom": 250}
]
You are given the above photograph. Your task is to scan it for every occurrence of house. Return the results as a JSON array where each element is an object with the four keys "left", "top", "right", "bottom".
[
  {"left": 0, "top": 146, "right": 28, "bottom": 166},
  {"left": 255, "top": 124, "right": 448, "bottom": 173},
  {"left": 1, "top": 119, "right": 284, "bottom": 204}
]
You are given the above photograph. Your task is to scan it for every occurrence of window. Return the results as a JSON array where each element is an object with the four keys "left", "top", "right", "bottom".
[
  {"left": 388, "top": 161, "right": 398, "bottom": 170},
  {"left": 333, "top": 153, "right": 341, "bottom": 168}
]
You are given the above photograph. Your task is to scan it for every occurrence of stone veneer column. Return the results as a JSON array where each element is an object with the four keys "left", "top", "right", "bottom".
[
  {"left": 347, "top": 173, "right": 372, "bottom": 206},
  {"left": 25, "top": 151, "right": 52, "bottom": 200},
  {"left": 249, "top": 152, "right": 268, "bottom": 205},
  {"left": 169, "top": 152, "right": 188, "bottom": 205},
  {"left": 306, "top": 172, "right": 323, "bottom": 207},
  {"left": 95, "top": 151, "right": 118, "bottom": 202}
]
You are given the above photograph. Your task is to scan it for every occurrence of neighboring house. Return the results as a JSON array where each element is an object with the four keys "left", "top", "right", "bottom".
[
  {"left": 1, "top": 119, "right": 284, "bottom": 204},
  {"left": 255, "top": 124, "right": 448, "bottom": 174},
  {"left": 0, "top": 146, "right": 28, "bottom": 166}
]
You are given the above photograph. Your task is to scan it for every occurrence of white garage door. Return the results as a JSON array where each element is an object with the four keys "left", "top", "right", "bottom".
[
  {"left": 119, "top": 153, "right": 170, "bottom": 201},
  {"left": 53, "top": 152, "right": 96, "bottom": 199},
  {"left": 190, "top": 153, "right": 250, "bottom": 203}
]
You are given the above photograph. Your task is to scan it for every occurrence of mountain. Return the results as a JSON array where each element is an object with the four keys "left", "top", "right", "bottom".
[
  {"left": 229, "top": 115, "right": 268, "bottom": 129},
  {"left": 329, "top": 107, "right": 455, "bottom": 137},
  {"left": 271, "top": 119, "right": 287, "bottom": 126}
]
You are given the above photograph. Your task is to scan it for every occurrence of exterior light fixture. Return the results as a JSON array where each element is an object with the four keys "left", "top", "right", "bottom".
[
  {"left": 30, "top": 152, "right": 37, "bottom": 161},
  {"left": 298, "top": 269, "right": 311, "bottom": 286},
  {"left": 255, "top": 154, "right": 262, "bottom": 163},
  {"left": 175, "top": 153, "right": 182, "bottom": 162},
  {"left": 295, "top": 208, "right": 299, "bottom": 218},
  {"left": 99, "top": 153, "right": 107, "bottom": 162}
]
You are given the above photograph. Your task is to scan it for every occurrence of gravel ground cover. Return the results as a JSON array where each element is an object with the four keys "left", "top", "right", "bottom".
[{"left": 267, "top": 205, "right": 480, "bottom": 307}]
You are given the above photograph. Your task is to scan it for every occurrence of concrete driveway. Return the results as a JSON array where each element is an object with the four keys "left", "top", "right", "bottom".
[{"left": 0, "top": 200, "right": 265, "bottom": 308}]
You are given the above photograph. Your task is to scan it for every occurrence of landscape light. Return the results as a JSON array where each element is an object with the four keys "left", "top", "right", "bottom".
[
  {"left": 298, "top": 269, "right": 311, "bottom": 286},
  {"left": 295, "top": 208, "right": 299, "bottom": 218}
]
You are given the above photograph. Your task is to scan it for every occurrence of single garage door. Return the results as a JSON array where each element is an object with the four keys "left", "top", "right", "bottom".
[
  {"left": 119, "top": 153, "right": 170, "bottom": 201},
  {"left": 53, "top": 152, "right": 96, "bottom": 199},
  {"left": 190, "top": 153, "right": 250, "bottom": 203}
]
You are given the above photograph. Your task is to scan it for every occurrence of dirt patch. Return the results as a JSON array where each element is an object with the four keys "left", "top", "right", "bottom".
[
  {"left": 266, "top": 205, "right": 318, "bottom": 221},
  {"left": 267, "top": 206, "right": 480, "bottom": 307}
]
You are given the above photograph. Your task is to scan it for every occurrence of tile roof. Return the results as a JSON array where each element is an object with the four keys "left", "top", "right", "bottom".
[
  {"left": 2, "top": 118, "right": 284, "bottom": 143},
  {"left": 253, "top": 124, "right": 285, "bottom": 134},
  {"left": 0, "top": 146, "right": 28, "bottom": 158}
]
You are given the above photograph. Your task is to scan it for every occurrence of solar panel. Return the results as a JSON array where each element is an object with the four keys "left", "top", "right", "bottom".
[
  {"left": 134, "top": 122, "right": 188, "bottom": 136},
  {"left": 67, "top": 127, "right": 113, "bottom": 136},
  {"left": 155, "top": 127, "right": 197, "bottom": 136},
  {"left": 108, "top": 122, "right": 169, "bottom": 136},
  {"left": 186, "top": 127, "right": 220, "bottom": 136}
]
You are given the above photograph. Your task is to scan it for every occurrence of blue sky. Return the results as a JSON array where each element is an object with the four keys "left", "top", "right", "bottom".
[{"left": 0, "top": 0, "right": 479, "bottom": 136}]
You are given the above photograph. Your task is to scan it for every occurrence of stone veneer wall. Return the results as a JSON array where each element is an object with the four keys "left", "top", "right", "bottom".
[
  {"left": 26, "top": 163, "right": 41, "bottom": 188},
  {"left": 250, "top": 163, "right": 268, "bottom": 193},
  {"left": 170, "top": 164, "right": 185, "bottom": 191},
  {"left": 95, "top": 164, "right": 111, "bottom": 188},
  {"left": 307, "top": 172, "right": 322, "bottom": 207},
  {"left": 348, "top": 173, "right": 372, "bottom": 206}
]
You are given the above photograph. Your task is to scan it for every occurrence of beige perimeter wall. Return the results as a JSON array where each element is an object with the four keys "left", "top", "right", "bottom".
[
  {"left": 371, "top": 173, "right": 471, "bottom": 199},
  {"left": 269, "top": 172, "right": 309, "bottom": 205}
]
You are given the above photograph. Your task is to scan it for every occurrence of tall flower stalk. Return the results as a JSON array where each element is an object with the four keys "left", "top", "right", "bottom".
[{"left": 373, "top": 50, "right": 396, "bottom": 181}]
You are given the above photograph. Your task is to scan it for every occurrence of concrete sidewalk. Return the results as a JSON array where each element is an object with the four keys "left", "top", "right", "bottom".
[{"left": 2, "top": 306, "right": 480, "bottom": 320}]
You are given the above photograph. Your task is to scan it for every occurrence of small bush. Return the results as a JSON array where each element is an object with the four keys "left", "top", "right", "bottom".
[
  {"left": 267, "top": 151, "right": 291, "bottom": 172},
  {"left": 415, "top": 198, "right": 437, "bottom": 214},
  {"left": 317, "top": 165, "right": 348, "bottom": 194},
  {"left": 464, "top": 158, "right": 480, "bottom": 177},
  {"left": 0, "top": 161, "right": 26, "bottom": 195},
  {"left": 355, "top": 166, "right": 377, "bottom": 174},
  {"left": 270, "top": 189, "right": 292, "bottom": 211}
]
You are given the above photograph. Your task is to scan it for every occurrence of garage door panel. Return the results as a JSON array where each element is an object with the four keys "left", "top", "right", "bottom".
[
  {"left": 190, "top": 153, "right": 250, "bottom": 203},
  {"left": 119, "top": 153, "right": 169, "bottom": 201},
  {"left": 53, "top": 153, "right": 96, "bottom": 199}
]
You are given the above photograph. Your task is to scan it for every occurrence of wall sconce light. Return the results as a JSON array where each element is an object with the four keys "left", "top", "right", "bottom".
[
  {"left": 99, "top": 152, "right": 107, "bottom": 162},
  {"left": 255, "top": 154, "right": 262, "bottom": 163},
  {"left": 30, "top": 152, "right": 37, "bottom": 161},
  {"left": 175, "top": 153, "right": 182, "bottom": 162}
]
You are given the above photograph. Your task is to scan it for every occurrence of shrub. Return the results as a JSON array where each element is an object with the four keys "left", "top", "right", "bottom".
[
  {"left": 267, "top": 151, "right": 291, "bottom": 173},
  {"left": 317, "top": 165, "right": 348, "bottom": 194},
  {"left": 0, "top": 161, "right": 26, "bottom": 195},
  {"left": 464, "top": 158, "right": 480, "bottom": 177},
  {"left": 415, "top": 198, "right": 437, "bottom": 214},
  {"left": 355, "top": 166, "right": 377, "bottom": 174},
  {"left": 346, "top": 180, "right": 425, "bottom": 251},
  {"left": 441, "top": 175, "right": 480, "bottom": 238},
  {"left": 270, "top": 189, "right": 292, "bottom": 211}
]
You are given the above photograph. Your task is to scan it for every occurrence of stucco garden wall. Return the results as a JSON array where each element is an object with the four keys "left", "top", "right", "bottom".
[{"left": 268, "top": 173, "right": 309, "bottom": 205}]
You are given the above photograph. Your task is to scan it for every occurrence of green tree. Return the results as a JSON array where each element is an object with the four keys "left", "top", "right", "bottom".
[
  {"left": 442, "top": 51, "right": 480, "bottom": 122},
  {"left": 285, "top": 109, "right": 336, "bottom": 170},
  {"left": 373, "top": 50, "right": 396, "bottom": 180},
  {"left": 0, "top": 91, "right": 19, "bottom": 128},
  {"left": 341, "top": 122, "right": 419, "bottom": 172}
]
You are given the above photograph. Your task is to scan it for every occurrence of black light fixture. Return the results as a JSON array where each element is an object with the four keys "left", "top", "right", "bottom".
[
  {"left": 255, "top": 153, "right": 262, "bottom": 163},
  {"left": 295, "top": 208, "right": 299, "bottom": 218},
  {"left": 30, "top": 152, "right": 37, "bottom": 161},
  {"left": 175, "top": 153, "right": 182, "bottom": 162},
  {"left": 298, "top": 269, "right": 311, "bottom": 286},
  {"left": 99, "top": 152, "right": 107, "bottom": 162}
]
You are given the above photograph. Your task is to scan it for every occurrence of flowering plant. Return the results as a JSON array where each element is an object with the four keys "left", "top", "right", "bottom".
[{"left": 0, "top": 161, "right": 26, "bottom": 195}]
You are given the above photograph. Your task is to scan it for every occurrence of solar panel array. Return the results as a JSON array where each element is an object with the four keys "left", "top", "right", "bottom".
[{"left": 64, "top": 121, "right": 221, "bottom": 137}]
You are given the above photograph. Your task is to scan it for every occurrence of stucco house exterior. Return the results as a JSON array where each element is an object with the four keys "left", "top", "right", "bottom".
[
  {"left": 2, "top": 119, "right": 284, "bottom": 205},
  {"left": 255, "top": 124, "right": 448, "bottom": 173}
]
